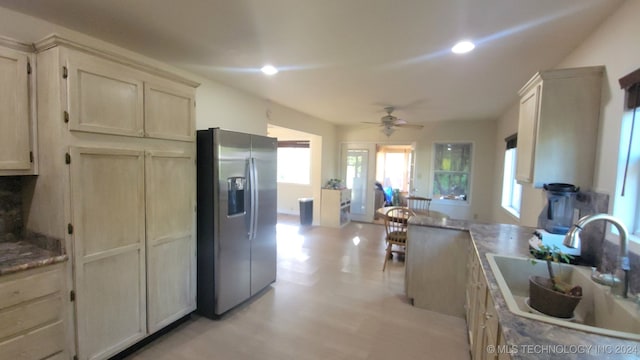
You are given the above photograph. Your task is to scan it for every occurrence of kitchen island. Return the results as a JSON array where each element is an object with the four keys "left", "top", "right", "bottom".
[{"left": 407, "top": 215, "right": 640, "bottom": 360}]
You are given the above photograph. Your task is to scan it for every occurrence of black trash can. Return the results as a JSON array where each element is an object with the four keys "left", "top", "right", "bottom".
[{"left": 299, "top": 198, "right": 313, "bottom": 225}]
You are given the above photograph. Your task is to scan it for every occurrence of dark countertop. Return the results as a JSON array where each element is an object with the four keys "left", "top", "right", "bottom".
[
  {"left": 0, "top": 240, "right": 68, "bottom": 276},
  {"left": 409, "top": 217, "right": 640, "bottom": 359}
]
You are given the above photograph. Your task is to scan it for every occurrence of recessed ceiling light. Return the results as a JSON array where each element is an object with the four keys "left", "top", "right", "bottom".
[
  {"left": 261, "top": 65, "right": 278, "bottom": 75},
  {"left": 451, "top": 40, "right": 475, "bottom": 54}
]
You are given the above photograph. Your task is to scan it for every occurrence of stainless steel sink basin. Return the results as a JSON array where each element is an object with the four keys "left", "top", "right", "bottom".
[{"left": 486, "top": 253, "right": 640, "bottom": 340}]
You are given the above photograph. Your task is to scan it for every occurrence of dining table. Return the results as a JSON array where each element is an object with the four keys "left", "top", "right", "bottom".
[{"left": 376, "top": 206, "right": 448, "bottom": 221}]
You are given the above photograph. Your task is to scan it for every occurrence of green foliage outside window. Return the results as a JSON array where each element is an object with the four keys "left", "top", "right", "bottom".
[{"left": 433, "top": 143, "right": 471, "bottom": 201}]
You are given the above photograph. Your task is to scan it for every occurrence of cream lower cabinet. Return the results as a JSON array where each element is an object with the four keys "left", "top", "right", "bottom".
[
  {"left": 466, "top": 247, "right": 510, "bottom": 360},
  {"left": 145, "top": 151, "right": 196, "bottom": 333},
  {"left": 0, "top": 264, "right": 68, "bottom": 360},
  {"left": 70, "top": 147, "right": 147, "bottom": 360},
  {"left": 0, "top": 38, "right": 36, "bottom": 175},
  {"left": 70, "top": 147, "right": 196, "bottom": 359},
  {"left": 31, "top": 35, "right": 198, "bottom": 360}
]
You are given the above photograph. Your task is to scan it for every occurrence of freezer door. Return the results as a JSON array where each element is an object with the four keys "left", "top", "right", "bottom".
[
  {"left": 250, "top": 135, "right": 277, "bottom": 295},
  {"left": 214, "top": 129, "right": 252, "bottom": 314}
]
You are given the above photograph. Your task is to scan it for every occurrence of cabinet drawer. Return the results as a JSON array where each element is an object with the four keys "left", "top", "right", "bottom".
[
  {"left": 0, "top": 295, "right": 62, "bottom": 340},
  {"left": 0, "top": 321, "right": 65, "bottom": 360},
  {"left": 0, "top": 267, "right": 63, "bottom": 310}
]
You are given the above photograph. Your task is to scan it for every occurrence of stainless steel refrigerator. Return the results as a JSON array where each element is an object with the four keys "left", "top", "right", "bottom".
[{"left": 196, "top": 128, "right": 277, "bottom": 317}]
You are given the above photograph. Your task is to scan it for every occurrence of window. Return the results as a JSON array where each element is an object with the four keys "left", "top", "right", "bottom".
[
  {"left": 433, "top": 143, "right": 472, "bottom": 201},
  {"left": 277, "top": 140, "right": 310, "bottom": 184},
  {"left": 613, "top": 106, "right": 640, "bottom": 238},
  {"left": 375, "top": 145, "right": 413, "bottom": 192},
  {"left": 501, "top": 134, "right": 522, "bottom": 217},
  {"left": 614, "top": 68, "right": 640, "bottom": 241}
]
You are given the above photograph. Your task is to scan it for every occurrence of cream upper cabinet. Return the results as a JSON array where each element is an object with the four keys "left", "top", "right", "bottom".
[
  {"left": 145, "top": 151, "right": 196, "bottom": 333},
  {"left": 516, "top": 66, "right": 604, "bottom": 189},
  {"left": 144, "top": 81, "right": 195, "bottom": 141},
  {"left": 0, "top": 41, "right": 34, "bottom": 174},
  {"left": 514, "top": 84, "right": 540, "bottom": 184},
  {"left": 64, "top": 48, "right": 196, "bottom": 141},
  {"left": 66, "top": 50, "right": 144, "bottom": 137}
]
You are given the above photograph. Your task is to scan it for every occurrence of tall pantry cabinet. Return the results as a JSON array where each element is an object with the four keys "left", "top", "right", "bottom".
[{"left": 28, "top": 35, "right": 199, "bottom": 360}]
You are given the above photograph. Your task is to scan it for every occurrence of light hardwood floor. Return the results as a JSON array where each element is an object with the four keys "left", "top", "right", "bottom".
[{"left": 125, "top": 215, "right": 470, "bottom": 360}]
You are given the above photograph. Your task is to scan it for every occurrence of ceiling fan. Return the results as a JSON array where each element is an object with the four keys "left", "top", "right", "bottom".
[{"left": 363, "top": 107, "right": 424, "bottom": 137}]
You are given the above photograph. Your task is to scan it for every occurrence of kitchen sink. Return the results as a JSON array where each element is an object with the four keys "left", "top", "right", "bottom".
[{"left": 486, "top": 253, "right": 640, "bottom": 341}]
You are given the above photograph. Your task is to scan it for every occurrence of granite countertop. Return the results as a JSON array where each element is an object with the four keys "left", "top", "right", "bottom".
[
  {"left": 408, "top": 213, "right": 473, "bottom": 231},
  {"left": 0, "top": 240, "right": 68, "bottom": 276},
  {"left": 409, "top": 218, "right": 640, "bottom": 359}
]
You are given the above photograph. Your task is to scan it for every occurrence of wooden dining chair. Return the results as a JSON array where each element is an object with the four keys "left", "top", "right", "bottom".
[
  {"left": 406, "top": 196, "right": 432, "bottom": 215},
  {"left": 382, "top": 207, "right": 411, "bottom": 271}
]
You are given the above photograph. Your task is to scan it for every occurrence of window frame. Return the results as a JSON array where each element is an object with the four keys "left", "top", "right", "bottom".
[
  {"left": 276, "top": 140, "right": 311, "bottom": 185},
  {"left": 612, "top": 108, "right": 640, "bottom": 243},
  {"left": 431, "top": 142, "right": 473, "bottom": 204},
  {"left": 501, "top": 145, "right": 522, "bottom": 219},
  {"left": 613, "top": 69, "right": 640, "bottom": 244}
]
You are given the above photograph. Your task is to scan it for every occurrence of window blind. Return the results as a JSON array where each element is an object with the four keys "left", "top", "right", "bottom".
[
  {"left": 505, "top": 134, "right": 517, "bottom": 150},
  {"left": 277, "top": 140, "right": 310, "bottom": 148}
]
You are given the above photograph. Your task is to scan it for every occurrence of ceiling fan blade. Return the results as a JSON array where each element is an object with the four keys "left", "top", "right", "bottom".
[
  {"left": 361, "top": 121, "right": 384, "bottom": 125},
  {"left": 395, "top": 124, "right": 424, "bottom": 129}
]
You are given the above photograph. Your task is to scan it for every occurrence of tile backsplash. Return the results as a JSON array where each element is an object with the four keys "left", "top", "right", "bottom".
[{"left": 0, "top": 177, "right": 23, "bottom": 242}]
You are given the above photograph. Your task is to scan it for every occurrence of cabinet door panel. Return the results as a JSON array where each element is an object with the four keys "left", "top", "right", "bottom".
[
  {"left": 66, "top": 51, "right": 144, "bottom": 137},
  {"left": 145, "top": 151, "right": 195, "bottom": 333},
  {"left": 144, "top": 82, "right": 195, "bottom": 141},
  {"left": 515, "top": 84, "right": 541, "bottom": 183},
  {"left": 0, "top": 46, "right": 30, "bottom": 170},
  {"left": 69, "top": 147, "right": 146, "bottom": 360}
]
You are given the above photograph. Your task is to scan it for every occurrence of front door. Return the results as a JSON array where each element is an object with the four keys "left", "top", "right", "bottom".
[{"left": 342, "top": 143, "right": 375, "bottom": 222}]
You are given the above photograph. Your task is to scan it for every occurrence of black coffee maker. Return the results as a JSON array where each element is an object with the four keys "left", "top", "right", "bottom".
[{"left": 543, "top": 183, "right": 579, "bottom": 234}]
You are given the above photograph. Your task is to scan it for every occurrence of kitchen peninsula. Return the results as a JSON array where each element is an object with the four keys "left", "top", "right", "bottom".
[{"left": 406, "top": 215, "right": 640, "bottom": 360}]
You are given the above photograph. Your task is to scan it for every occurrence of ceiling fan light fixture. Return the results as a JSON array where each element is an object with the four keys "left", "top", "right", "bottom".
[
  {"left": 451, "top": 40, "right": 475, "bottom": 54},
  {"left": 261, "top": 64, "right": 279, "bottom": 75},
  {"left": 382, "top": 126, "right": 395, "bottom": 137}
]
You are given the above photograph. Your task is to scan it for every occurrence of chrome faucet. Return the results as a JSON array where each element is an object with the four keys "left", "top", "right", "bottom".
[{"left": 563, "top": 213, "right": 630, "bottom": 298}]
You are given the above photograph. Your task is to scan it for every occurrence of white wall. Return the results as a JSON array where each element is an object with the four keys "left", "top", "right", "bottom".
[
  {"left": 490, "top": 0, "right": 640, "bottom": 251},
  {"left": 339, "top": 119, "right": 497, "bottom": 222}
]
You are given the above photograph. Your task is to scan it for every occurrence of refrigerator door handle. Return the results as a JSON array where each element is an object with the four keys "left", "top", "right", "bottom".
[{"left": 249, "top": 157, "right": 259, "bottom": 240}]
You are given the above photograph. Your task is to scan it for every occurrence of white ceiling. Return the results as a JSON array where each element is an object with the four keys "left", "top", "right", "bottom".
[{"left": 0, "top": 0, "right": 624, "bottom": 126}]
